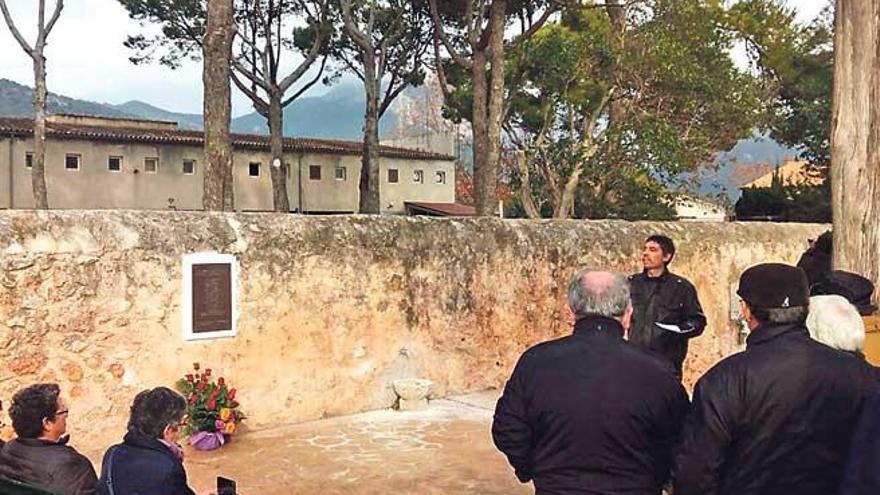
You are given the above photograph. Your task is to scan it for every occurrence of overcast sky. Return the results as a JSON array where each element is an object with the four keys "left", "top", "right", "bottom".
[{"left": 0, "top": 0, "right": 830, "bottom": 118}]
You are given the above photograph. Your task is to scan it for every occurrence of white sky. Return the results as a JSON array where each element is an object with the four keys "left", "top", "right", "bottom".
[{"left": 0, "top": 0, "right": 830, "bottom": 118}]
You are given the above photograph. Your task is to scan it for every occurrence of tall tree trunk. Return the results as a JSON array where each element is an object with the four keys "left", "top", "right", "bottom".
[
  {"left": 203, "top": 0, "right": 235, "bottom": 211},
  {"left": 359, "top": 55, "right": 381, "bottom": 214},
  {"left": 515, "top": 151, "right": 540, "bottom": 218},
  {"left": 31, "top": 55, "right": 49, "bottom": 209},
  {"left": 481, "top": 0, "right": 506, "bottom": 218},
  {"left": 268, "top": 95, "right": 290, "bottom": 212},
  {"left": 471, "top": 49, "right": 491, "bottom": 216},
  {"left": 605, "top": 0, "right": 626, "bottom": 127},
  {"left": 831, "top": 0, "right": 880, "bottom": 301}
]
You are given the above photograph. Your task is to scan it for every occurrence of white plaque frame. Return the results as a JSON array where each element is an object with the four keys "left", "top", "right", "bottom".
[{"left": 182, "top": 252, "right": 239, "bottom": 341}]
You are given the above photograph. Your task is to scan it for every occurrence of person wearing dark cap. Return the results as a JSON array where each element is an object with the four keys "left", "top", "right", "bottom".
[
  {"left": 797, "top": 230, "right": 832, "bottom": 287},
  {"left": 673, "top": 263, "right": 875, "bottom": 495},
  {"left": 811, "top": 270, "right": 878, "bottom": 316},
  {"left": 628, "top": 235, "right": 707, "bottom": 379}
]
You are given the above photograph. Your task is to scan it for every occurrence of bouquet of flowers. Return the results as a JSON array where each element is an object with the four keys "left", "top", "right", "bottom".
[{"left": 175, "top": 363, "right": 244, "bottom": 451}]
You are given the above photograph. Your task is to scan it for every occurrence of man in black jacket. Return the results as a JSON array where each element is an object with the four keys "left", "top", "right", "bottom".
[
  {"left": 0, "top": 383, "right": 98, "bottom": 495},
  {"left": 493, "top": 269, "right": 688, "bottom": 495},
  {"left": 673, "top": 263, "right": 875, "bottom": 495},
  {"left": 629, "top": 235, "right": 706, "bottom": 379}
]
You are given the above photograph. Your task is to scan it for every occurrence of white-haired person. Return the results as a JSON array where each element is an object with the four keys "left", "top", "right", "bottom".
[{"left": 806, "top": 295, "right": 866, "bottom": 357}]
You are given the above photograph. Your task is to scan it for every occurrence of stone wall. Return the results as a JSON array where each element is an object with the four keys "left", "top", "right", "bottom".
[{"left": 0, "top": 211, "right": 825, "bottom": 450}]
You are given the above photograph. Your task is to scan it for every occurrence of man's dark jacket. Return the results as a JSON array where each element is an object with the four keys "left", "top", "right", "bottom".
[
  {"left": 98, "top": 430, "right": 195, "bottom": 495},
  {"left": 629, "top": 269, "right": 706, "bottom": 376},
  {"left": 493, "top": 315, "right": 689, "bottom": 495},
  {"left": 0, "top": 437, "right": 98, "bottom": 495},
  {"left": 840, "top": 378, "right": 880, "bottom": 495},
  {"left": 673, "top": 322, "right": 875, "bottom": 495}
]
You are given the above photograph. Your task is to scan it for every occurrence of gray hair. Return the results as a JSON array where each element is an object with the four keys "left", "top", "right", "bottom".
[
  {"left": 567, "top": 268, "right": 630, "bottom": 319},
  {"left": 807, "top": 295, "right": 865, "bottom": 352}
]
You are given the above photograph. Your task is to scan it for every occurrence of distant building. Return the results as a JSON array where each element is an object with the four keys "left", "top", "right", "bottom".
[
  {"left": 741, "top": 160, "right": 825, "bottom": 189},
  {"left": 673, "top": 194, "right": 727, "bottom": 222},
  {"left": 0, "top": 114, "right": 460, "bottom": 214}
]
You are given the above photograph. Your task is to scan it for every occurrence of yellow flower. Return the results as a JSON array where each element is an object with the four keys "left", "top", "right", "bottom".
[
  {"left": 219, "top": 408, "right": 233, "bottom": 422},
  {"left": 224, "top": 421, "right": 237, "bottom": 435}
]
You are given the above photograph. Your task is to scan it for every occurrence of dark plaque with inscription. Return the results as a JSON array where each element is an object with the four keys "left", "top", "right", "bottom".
[{"left": 191, "top": 263, "right": 232, "bottom": 333}]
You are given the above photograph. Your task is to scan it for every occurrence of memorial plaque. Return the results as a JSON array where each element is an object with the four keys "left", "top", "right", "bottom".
[
  {"left": 182, "top": 253, "right": 238, "bottom": 341},
  {"left": 191, "top": 263, "right": 232, "bottom": 333}
]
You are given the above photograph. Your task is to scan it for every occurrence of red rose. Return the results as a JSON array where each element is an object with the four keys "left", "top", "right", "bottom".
[
  {"left": 227, "top": 388, "right": 236, "bottom": 400},
  {"left": 185, "top": 374, "right": 194, "bottom": 383},
  {"left": 197, "top": 381, "right": 207, "bottom": 391},
  {"left": 205, "top": 368, "right": 212, "bottom": 376},
  {"left": 189, "top": 394, "right": 198, "bottom": 404},
  {"left": 206, "top": 399, "right": 216, "bottom": 410},
  {"left": 218, "top": 377, "right": 225, "bottom": 387},
  {"left": 230, "top": 400, "right": 239, "bottom": 408},
  {"left": 193, "top": 363, "right": 200, "bottom": 371}
]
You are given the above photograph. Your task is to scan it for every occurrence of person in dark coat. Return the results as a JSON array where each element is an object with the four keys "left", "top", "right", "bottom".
[
  {"left": 493, "top": 269, "right": 689, "bottom": 495},
  {"left": 629, "top": 235, "right": 706, "bottom": 379},
  {"left": 673, "top": 263, "right": 875, "bottom": 495},
  {"left": 0, "top": 383, "right": 98, "bottom": 495},
  {"left": 98, "top": 387, "right": 197, "bottom": 495},
  {"left": 840, "top": 380, "right": 880, "bottom": 495},
  {"left": 797, "top": 230, "right": 832, "bottom": 287}
]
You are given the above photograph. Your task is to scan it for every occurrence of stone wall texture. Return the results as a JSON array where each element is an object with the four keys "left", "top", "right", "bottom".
[{"left": 0, "top": 211, "right": 826, "bottom": 448}]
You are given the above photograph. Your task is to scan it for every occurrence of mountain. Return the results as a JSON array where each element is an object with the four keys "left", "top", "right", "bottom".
[
  {"left": 110, "top": 100, "right": 203, "bottom": 130},
  {"left": 230, "top": 82, "right": 397, "bottom": 139},
  {"left": 0, "top": 78, "right": 394, "bottom": 139},
  {"left": 0, "top": 78, "right": 130, "bottom": 119}
]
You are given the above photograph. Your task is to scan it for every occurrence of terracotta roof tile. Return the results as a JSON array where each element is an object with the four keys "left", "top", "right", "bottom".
[{"left": 0, "top": 116, "right": 454, "bottom": 161}]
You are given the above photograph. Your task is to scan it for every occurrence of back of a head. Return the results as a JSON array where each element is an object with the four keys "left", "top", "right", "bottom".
[
  {"left": 738, "top": 263, "right": 810, "bottom": 325},
  {"left": 807, "top": 295, "right": 865, "bottom": 353},
  {"left": 9, "top": 384, "right": 60, "bottom": 439},
  {"left": 128, "top": 387, "right": 186, "bottom": 439},
  {"left": 568, "top": 269, "right": 630, "bottom": 319}
]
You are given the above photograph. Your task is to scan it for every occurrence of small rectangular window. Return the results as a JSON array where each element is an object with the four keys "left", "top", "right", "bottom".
[
  {"left": 25, "top": 152, "right": 33, "bottom": 169},
  {"left": 413, "top": 170, "right": 424, "bottom": 183},
  {"left": 144, "top": 157, "right": 158, "bottom": 174},
  {"left": 285, "top": 163, "right": 291, "bottom": 178},
  {"left": 309, "top": 165, "right": 321, "bottom": 180},
  {"left": 388, "top": 168, "right": 399, "bottom": 183},
  {"left": 334, "top": 166, "right": 346, "bottom": 181},
  {"left": 436, "top": 170, "right": 447, "bottom": 184},
  {"left": 183, "top": 160, "right": 195, "bottom": 175},
  {"left": 65, "top": 154, "right": 81, "bottom": 171},
  {"left": 108, "top": 156, "right": 122, "bottom": 172},
  {"left": 249, "top": 162, "right": 261, "bottom": 177}
]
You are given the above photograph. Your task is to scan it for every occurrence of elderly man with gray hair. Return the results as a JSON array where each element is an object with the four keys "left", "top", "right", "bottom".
[
  {"left": 807, "top": 295, "right": 866, "bottom": 355},
  {"left": 493, "top": 269, "right": 688, "bottom": 495}
]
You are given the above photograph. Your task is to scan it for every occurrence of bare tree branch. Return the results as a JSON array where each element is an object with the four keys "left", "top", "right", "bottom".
[
  {"left": 43, "top": 0, "right": 63, "bottom": 39},
  {"left": 283, "top": 52, "right": 327, "bottom": 106},
  {"left": 428, "top": 0, "right": 473, "bottom": 70},
  {"left": 0, "top": 0, "right": 36, "bottom": 56}
]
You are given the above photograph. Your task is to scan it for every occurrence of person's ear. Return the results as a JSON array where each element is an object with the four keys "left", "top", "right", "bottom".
[
  {"left": 622, "top": 304, "right": 633, "bottom": 335},
  {"left": 163, "top": 424, "right": 176, "bottom": 442},
  {"left": 662, "top": 253, "right": 673, "bottom": 264}
]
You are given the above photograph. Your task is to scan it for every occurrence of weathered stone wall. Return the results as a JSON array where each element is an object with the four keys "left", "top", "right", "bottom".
[{"left": 0, "top": 211, "right": 824, "bottom": 450}]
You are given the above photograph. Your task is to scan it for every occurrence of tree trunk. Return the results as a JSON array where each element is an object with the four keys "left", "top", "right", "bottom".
[
  {"left": 471, "top": 49, "right": 491, "bottom": 216},
  {"left": 359, "top": 55, "right": 381, "bottom": 214},
  {"left": 31, "top": 55, "right": 49, "bottom": 209},
  {"left": 831, "top": 0, "right": 880, "bottom": 302},
  {"left": 203, "top": 0, "right": 235, "bottom": 212},
  {"left": 268, "top": 95, "right": 290, "bottom": 212},
  {"left": 605, "top": 0, "right": 626, "bottom": 127},
  {"left": 480, "top": 0, "right": 506, "bottom": 218},
  {"left": 515, "top": 152, "right": 541, "bottom": 218}
]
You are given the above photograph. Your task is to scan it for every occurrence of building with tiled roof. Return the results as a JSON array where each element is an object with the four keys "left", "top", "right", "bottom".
[{"left": 0, "top": 115, "right": 459, "bottom": 213}]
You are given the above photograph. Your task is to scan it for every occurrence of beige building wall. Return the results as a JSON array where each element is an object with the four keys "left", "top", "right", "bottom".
[
  {"left": 0, "top": 138, "right": 10, "bottom": 209},
  {"left": 1, "top": 136, "right": 455, "bottom": 212},
  {"left": 380, "top": 158, "right": 456, "bottom": 214}
]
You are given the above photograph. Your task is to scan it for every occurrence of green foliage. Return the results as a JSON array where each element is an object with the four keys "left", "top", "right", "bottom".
[
  {"left": 118, "top": 0, "right": 206, "bottom": 68},
  {"left": 175, "top": 363, "right": 244, "bottom": 436},
  {"left": 491, "top": 0, "right": 764, "bottom": 219},
  {"left": 735, "top": 171, "right": 831, "bottom": 223}
]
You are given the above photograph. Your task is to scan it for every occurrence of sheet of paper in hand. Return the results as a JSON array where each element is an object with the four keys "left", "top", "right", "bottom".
[{"left": 654, "top": 322, "right": 692, "bottom": 334}]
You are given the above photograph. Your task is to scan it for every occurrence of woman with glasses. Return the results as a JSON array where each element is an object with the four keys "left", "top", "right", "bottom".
[
  {"left": 0, "top": 383, "right": 98, "bottom": 494},
  {"left": 98, "top": 387, "right": 199, "bottom": 495}
]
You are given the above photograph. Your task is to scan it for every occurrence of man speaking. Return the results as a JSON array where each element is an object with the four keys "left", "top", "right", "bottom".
[{"left": 629, "top": 235, "right": 706, "bottom": 379}]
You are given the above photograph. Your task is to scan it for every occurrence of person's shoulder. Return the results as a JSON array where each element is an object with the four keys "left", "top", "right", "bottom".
[
  {"left": 522, "top": 335, "right": 575, "bottom": 358},
  {"left": 619, "top": 342, "right": 681, "bottom": 381},
  {"left": 694, "top": 350, "right": 750, "bottom": 390},
  {"left": 57, "top": 444, "right": 95, "bottom": 469},
  {"left": 666, "top": 271, "right": 696, "bottom": 289}
]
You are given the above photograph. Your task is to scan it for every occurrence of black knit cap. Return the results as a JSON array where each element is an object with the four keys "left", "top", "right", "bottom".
[{"left": 737, "top": 263, "right": 809, "bottom": 309}]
